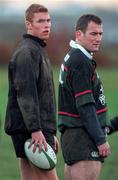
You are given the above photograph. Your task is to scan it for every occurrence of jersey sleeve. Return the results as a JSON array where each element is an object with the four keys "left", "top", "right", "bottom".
[{"left": 79, "top": 103, "right": 106, "bottom": 145}]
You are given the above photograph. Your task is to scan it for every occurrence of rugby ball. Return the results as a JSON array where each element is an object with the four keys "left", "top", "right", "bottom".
[{"left": 24, "top": 139, "right": 57, "bottom": 170}]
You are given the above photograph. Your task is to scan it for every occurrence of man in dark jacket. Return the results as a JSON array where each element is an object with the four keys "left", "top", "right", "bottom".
[{"left": 5, "top": 4, "right": 59, "bottom": 180}]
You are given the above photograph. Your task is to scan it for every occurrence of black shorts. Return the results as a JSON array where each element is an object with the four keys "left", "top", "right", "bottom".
[
  {"left": 11, "top": 131, "right": 55, "bottom": 158},
  {"left": 61, "top": 127, "right": 104, "bottom": 165}
]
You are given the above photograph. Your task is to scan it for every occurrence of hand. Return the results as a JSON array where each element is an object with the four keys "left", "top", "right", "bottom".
[
  {"left": 97, "top": 142, "right": 110, "bottom": 157},
  {"left": 29, "top": 130, "right": 47, "bottom": 153},
  {"left": 54, "top": 136, "right": 60, "bottom": 153}
]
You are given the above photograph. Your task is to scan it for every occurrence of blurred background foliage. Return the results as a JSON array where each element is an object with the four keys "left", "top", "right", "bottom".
[{"left": 0, "top": 0, "right": 118, "bottom": 66}]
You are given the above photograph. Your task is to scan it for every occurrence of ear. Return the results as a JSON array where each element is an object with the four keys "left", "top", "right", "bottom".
[
  {"left": 25, "top": 20, "right": 32, "bottom": 31},
  {"left": 75, "top": 30, "right": 83, "bottom": 41},
  {"left": 76, "top": 30, "right": 82, "bottom": 38}
]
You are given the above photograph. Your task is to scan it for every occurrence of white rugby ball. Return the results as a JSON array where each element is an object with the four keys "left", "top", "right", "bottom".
[{"left": 24, "top": 139, "right": 57, "bottom": 170}]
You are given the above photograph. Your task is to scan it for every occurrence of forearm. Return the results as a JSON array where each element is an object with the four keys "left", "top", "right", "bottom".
[{"left": 107, "top": 116, "right": 118, "bottom": 134}]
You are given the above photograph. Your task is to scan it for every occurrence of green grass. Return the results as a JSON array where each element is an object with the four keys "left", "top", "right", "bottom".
[{"left": 0, "top": 66, "right": 118, "bottom": 180}]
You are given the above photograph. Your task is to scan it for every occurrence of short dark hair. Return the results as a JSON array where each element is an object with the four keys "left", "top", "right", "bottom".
[
  {"left": 25, "top": 4, "right": 48, "bottom": 22},
  {"left": 76, "top": 14, "right": 102, "bottom": 32}
]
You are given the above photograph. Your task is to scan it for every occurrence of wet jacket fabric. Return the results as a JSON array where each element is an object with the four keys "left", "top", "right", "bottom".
[{"left": 5, "top": 34, "right": 57, "bottom": 135}]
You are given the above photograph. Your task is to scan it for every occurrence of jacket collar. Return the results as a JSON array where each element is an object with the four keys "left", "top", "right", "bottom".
[{"left": 23, "top": 34, "right": 46, "bottom": 47}]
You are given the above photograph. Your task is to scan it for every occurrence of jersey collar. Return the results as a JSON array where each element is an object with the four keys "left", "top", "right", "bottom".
[{"left": 70, "top": 40, "right": 93, "bottom": 60}]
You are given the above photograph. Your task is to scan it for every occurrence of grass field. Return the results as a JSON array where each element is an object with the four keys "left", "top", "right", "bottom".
[{"left": 0, "top": 65, "right": 118, "bottom": 180}]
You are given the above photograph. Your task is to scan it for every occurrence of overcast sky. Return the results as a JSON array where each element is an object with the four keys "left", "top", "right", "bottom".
[{"left": 0, "top": 0, "right": 118, "bottom": 10}]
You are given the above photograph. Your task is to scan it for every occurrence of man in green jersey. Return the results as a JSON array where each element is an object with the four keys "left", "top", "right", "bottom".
[{"left": 58, "top": 14, "right": 111, "bottom": 180}]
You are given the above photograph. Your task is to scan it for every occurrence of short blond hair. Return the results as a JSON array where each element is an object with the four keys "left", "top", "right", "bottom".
[{"left": 25, "top": 4, "right": 48, "bottom": 22}]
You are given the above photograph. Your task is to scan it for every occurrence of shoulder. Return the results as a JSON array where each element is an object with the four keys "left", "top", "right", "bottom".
[
  {"left": 67, "top": 48, "right": 92, "bottom": 70},
  {"left": 11, "top": 40, "right": 42, "bottom": 66},
  {"left": 20, "top": 39, "right": 41, "bottom": 54}
]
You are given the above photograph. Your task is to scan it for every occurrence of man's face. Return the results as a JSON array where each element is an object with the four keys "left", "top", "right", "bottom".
[
  {"left": 26, "top": 12, "right": 51, "bottom": 40},
  {"left": 76, "top": 21, "right": 103, "bottom": 52}
]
